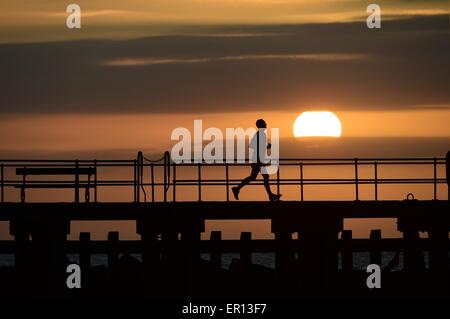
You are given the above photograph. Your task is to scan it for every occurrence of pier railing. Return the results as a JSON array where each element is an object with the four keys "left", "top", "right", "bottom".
[{"left": 0, "top": 151, "right": 449, "bottom": 203}]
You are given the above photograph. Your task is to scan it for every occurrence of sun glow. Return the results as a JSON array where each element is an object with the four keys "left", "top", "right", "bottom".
[{"left": 293, "top": 111, "right": 342, "bottom": 137}]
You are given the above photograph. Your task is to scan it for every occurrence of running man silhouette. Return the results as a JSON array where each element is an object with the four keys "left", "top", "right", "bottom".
[{"left": 232, "top": 119, "right": 282, "bottom": 202}]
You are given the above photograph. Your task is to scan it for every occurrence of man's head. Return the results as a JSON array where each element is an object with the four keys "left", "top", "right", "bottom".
[{"left": 256, "top": 119, "right": 267, "bottom": 129}]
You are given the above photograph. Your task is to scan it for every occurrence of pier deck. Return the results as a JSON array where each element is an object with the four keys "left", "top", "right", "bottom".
[{"left": 0, "top": 200, "right": 449, "bottom": 221}]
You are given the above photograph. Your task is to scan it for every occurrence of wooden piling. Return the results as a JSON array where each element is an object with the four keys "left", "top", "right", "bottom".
[
  {"left": 240, "top": 232, "right": 252, "bottom": 269},
  {"left": 210, "top": 231, "right": 222, "bottom": 271},
  {"left": 79, "top": 232, "right": 91, "bottom": 288},
  {"left": 341, "top": 230, "right": 353, "bottom": 273},
  {"left": 299, "top": 220, "right": 340, "bottom": 291},
  {"left": 428, "top": 224, "right": 449, "bottom": 290},
  {"left": 28, "top": 218, "right": 70, "bottom": 291},
  {"left": 107, "top": 231, "right": 119, "bottom": 268},
  {"left": 10, "top": 221, "right": 30, "bottom": 273},
  {"left": 180, "top": 230, "right": 201, "bottom": 266},
  {"left": 79, "top": 232, "right": 91, "bottom": 271},
  {"left": 274, "top": 231, "right": 293, "bottom": 273},
  {"left": 161, "top": 231, "right": 179, "bottom": 267},
  {"left": 369, "top": 229, "right": 382, "bottom": 266},
  {"left": 402, "top": 227, "right": 424, "bottom": 272}
]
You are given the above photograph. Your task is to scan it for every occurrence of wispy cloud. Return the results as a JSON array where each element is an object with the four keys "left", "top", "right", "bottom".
[
  {"left": 103, "top": 53, "right": 369, "bottom": 67},
  {"left": 47, "top": 9, "right": 138, "bottom": 18}
]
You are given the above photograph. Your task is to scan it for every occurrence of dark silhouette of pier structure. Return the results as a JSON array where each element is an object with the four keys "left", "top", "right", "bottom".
[{"left": 0, "top": 151, "right": 449, "bottom": 299}]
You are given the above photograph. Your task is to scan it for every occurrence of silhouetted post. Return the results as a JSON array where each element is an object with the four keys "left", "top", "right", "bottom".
[
  {"left": 299, "top": 163, "right": 304, "bottom": 201},
  {"left": 137, "top": 151, "right": 143, "bottom": 203},
  {"left": 1, "top": 163, "right": 4, "bottom": 203},
  {"left": 141, "top": 231, "right": 159, "bottom": 268},
  {"left": 137, "top": 218, "right": 163, "bottom": 289},
  {"left": 79, "top": 232, "right": 91, "bottom": 288},
  {"left": 428, "top": 224, "right": 449, "bottom": 290},
  {"left": 300, "top": 218, "right": 340, "bottom": 291},
  {"left": 150, "top": 163, "right": 155, "bottom": 202},
  {"left": 354, "top": 158, "right": 359, "bottom": 200},
  {"left": 276, "top": 168, "right": 280, "bottom": 195},
  {"left": 107, "top": 231, "right": 119, "bottom": 269},
  {"left": 173, "top": 163, "right": 177, "bottom": 201},
  {"left": 341, "top": 230, "right": 353, "bottom": 273},
  {"left": 402, "top": 227, "right": 424, "bottom": 272},
  {"left": 75, "top": 160, "right": 79, "bottom": 203},
  {"left": 369, "top": 229, "right": 382, "bottom": 266},
  {"left": 181, "top": 231, "right": 201, "bottom": 260},
  {"left": 10, "top": 221, "right": 30, "bottom": 276},
  {"left": 274, "top": 231, "right": 294, "bottom": 273},
  {"left": 433, "top": 157, "right": 437, "bottom": 200},
  {"left": 225, "top": 164, "right": 229, "bottom": 201},
  {"left": 181, "top": 230, "right": 201, "bottom": 295},
  {"left": 210, "top": 231, "right": 222, "bottom": 271},
  {"left": 133, "top": 159, "right": 137, "bottom": 202},
  {"left": 79, "top": 232, "right": 91, "bottom": 271},
  {"left": 161, "top": 231, "right": 179, "bottom": 267},
  {"left": 197, "top": 164, "right": 202, "bottom": 201},
  {"left": 374, "top": 161, "right": 378, "bottom": 200},
  {"left": 163, "top": 151, "right": 171, "bottom": 202},
  {"left": 29, "top": 217, "right": 70, "bottom": 292},
  {"left": 94, "top": 160, "right": 97, "bottom": 202},
  {"left": 446, "top": 151, "right": 450, "bottom": 200},
  {"left": 9, "top": 220, "right": 32, "bottom": 293},
  {"left": 240, "top": 232, "right": 252, "bottom": 269}
]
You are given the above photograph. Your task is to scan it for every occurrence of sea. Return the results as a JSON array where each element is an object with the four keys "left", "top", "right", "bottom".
[{"left": 0, "top": 252, "right": 410, "bottom": 271}]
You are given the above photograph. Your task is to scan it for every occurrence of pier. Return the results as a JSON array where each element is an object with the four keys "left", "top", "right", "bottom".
[{"left": 0, "top": 152, "right": 449, "bottom": 299}]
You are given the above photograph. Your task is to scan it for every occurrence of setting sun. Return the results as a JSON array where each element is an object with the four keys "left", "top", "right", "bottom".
[{"left": 293, "top": 111, "right": 342, "bottom": 137}]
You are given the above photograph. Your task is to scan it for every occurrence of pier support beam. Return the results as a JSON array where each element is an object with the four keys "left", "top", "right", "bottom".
[
  {"left": 341, "top": 230, "right": 353, "bottom": 274},
  {"left": 10, "top": 215, "right": 70, "bottom": 295},
  {"left": 137, "top": 210, "right": 204, "bottom": 296},
  {"left": 274, "top": 231, "right": 294, "bottom": 274},
  {"left": 428, "top": 224, "right": 449, "bottom": 292},
  {"left": 272, "top": 213, "right": 342, "bottom": 293}
]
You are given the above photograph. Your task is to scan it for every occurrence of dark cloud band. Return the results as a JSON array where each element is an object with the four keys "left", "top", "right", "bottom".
[{"left": 0, "top": 15, "right": 449, "bottom": 114}]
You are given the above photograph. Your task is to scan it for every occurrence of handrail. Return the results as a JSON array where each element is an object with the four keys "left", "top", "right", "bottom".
[{"left": 0, "top": 152, "right": 448, "bottom": 203}]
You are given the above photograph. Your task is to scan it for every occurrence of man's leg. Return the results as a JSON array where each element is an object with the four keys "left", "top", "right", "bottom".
[
  {"left": 232, "top": 165, "right": 259, "bottom": 199},
  {"left": 237, "top": 166, "right": 259, "bottom": 190},
  {"left": 263, "top": 173, "right": 282, "bottom": 201},
  {"left": 262, "top": 174, "right": 274, "bottom": 197}
]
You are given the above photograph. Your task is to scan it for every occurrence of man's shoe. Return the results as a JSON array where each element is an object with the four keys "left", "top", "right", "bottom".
[
  {"left": 270, "top": 194, "right": 282, "bottom": 202},
  {"left": 232, "top": 187, "right": 240, "bottom": 200}
]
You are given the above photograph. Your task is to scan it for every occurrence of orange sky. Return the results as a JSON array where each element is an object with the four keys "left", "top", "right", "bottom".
[{"left": 1, "top": 110, "right": 450, "bottom": 154}]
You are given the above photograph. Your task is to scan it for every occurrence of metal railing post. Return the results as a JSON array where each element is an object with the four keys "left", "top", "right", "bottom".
[
  {"left": 433, "top": 157, "right": 437, "bottom": 200},
  {"left": 94, "top": 160, "right": 97, "bottom": 202},
  {"left": 173, "top": 163, "right": 176, "bottom": 202},
  {"left": 300, "top": 163, "right": 304, "bottom": 201},
  {"left": 151, "top": 164, "right": 155, "bottom": 202},
  {"left": 1, "top": 163, "right": 4, "bottom": 203},
  {"left": 354, "top": 158, "right": 359, "bottom": 201},
  {"left": 446, "top": 151, "right": 450, "bottom": 200},
  {"left": 133, "top": 159, "right": 137, "bottom": 203},
  {"left": 374, "top": 161, "right": 378, "bottom": 201},
  {"left": 225, "top": 163, "right": 229, "bottom": 202},
  {"left": 198, "top": 163, "right": 202, "bottom": 201},
  {"left": 163, "top": 153, "right": 167, "bottom": 202},
  {"left": 75, "top": 159, "right": 80, "bottom": 203},
  {"left": 21, "top": 165, "right": 26, "bottom": 203},
  {"left": 137, "top": 152, "right": 143, "bottom": 203},
  {"left": 276, "top": 166, "right": 280, "bottom": 196}
]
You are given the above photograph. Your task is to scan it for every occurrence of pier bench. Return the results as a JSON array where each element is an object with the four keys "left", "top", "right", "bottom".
[{"left": 15, "top": 166, "right": 96, "bottom": 203}]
